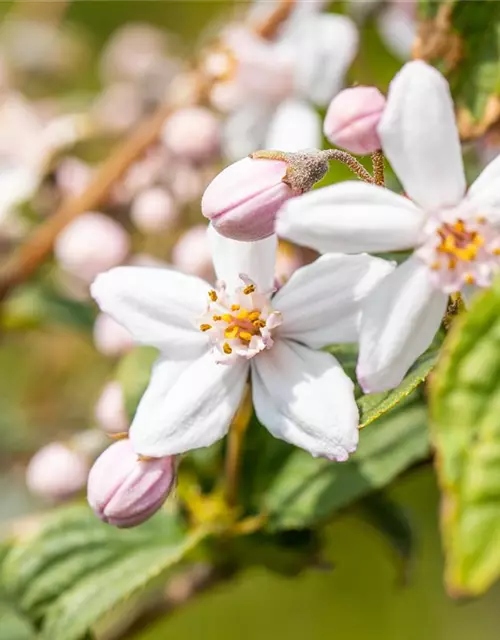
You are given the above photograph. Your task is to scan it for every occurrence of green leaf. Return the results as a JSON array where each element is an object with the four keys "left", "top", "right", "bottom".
[
  {"left": 358, "top": 350, "right": 438, "bottom": 429},
  {"left": 115, "top": 347, "right": 157, "bottom": 420},
  {"left": 429, "top": 277, "right": 500, "bottom": 597},
  {"left": 3, "top": 505, "right": 207, "bottom": 640},
  {"left": 263, "top": 397, "right": 429, "bottom": 531},
  {"left": 0, "top": 600, "right": 37, "bottom": 640}
]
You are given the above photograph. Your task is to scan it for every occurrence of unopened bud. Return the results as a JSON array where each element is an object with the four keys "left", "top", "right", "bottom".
[
  {"left": 201, "top": 153, "right": 327, "bottom": 241},
  {"left": 161, "top": 107, "right": 221, "bottom": 163},
  {"left": 55, "top": 212, "right": 130, "bottom": 283},
  {"left": 94, "top": 381, "right": 129, "bottom": 435},
  {"left": 26, "top": 442, "right": 90, "bottom": 501},
  {"left": 87, "top": 439, "right": 175, "bottom": 527},
  {"left": 171, "top": 225, "right": 214, "bottom": 281},
  {"left": 323, "top": 86, "right": 386, "bottom": 155}
]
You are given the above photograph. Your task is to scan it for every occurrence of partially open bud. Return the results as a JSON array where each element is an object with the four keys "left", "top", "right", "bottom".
[
  {"left": 26, "top": 442, "right": 90, "bottom": 502},
  {"left": 87, "top": 439, "right": 175, "bottom": 527},
  {"left": 201, "top": 153, "right": 327, "bottom": 241},
  {"left": 323, "top": 87, "right": 386, "bottom": 155}
]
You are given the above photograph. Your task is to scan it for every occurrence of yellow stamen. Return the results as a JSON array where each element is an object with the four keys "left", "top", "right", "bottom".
[
  {"left": 213, "top": 314, "right": 222, "bottom": 322},
  {"left": 248, "top": 311, "right": 260, "bottom": 321},
  {"left": 231, "top": 304, "right": 240, "bottom": 311},
  {"left": 243, "top": 284, "right": 255, "bottom": 295},
  {"left": 224, "top": 325, "right": 239, "bottom": 339},
  {"left": 208, "top": 290, "right": 218, "bottom": 302},
  {"left": 464, "top": 273, "right": 475, "bottom": 285},
  {"left": 237, "top": 309, "right": 250, "bottom": 320},
  {"left": 253, "top": 319, "right": 266, "bottom": 328},
  {"left": 223, "top": 342, "right": 233, "bottom": 354},
  {"left": 239, "top": 331, "right": 253, "bottom": 342},
  {"left": 200, "top": 323, "right": 212, "bottom": 332},
  {"left": 221, "top": 313, "right": 233, "bottom": 323}
]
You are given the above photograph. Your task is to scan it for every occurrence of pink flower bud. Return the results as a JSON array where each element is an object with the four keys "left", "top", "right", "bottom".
[
  {"left": 171, "top": 225, "right": 214, "bottom": 281},
  {"left": 130, "top": 187, "right": 178, "bottom": 234},
  {"left": 161, "top": 107, "right": 220, "bottom": 163},
  {"left": 201, "top": 157, "right": 295, "bottom": 241},
  {"left": 93, "top": 312, "right": 134, "bottom": 357},
  {"left": 169, "top": 163, "right": 204, "bottom": 205},
  {"left": 26, "top": 442, "right": 90, "bottom": 501},
  {"left": 323, "top": 87, "right": 386, "bottom": 155},
  {"left": 55, "top": 212, "right": 130, "bottom": 283},
  {"left": 87, "top": 439, "right": 175, "bottom": 527},
  {"left": 95, "top": 382, "right": 129, "bottom": 435}
]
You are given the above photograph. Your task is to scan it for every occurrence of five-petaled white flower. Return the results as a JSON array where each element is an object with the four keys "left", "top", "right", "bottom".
[
  {"left": 91, "top": 228, "right": 393, "bottom": 460},
  {"left": 277, "top": 60, "right": 500, "bottom": 393}
]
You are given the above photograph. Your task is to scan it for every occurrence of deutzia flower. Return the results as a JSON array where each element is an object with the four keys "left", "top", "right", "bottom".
[
  {"left": 91, "top": 228, "right": 393, "bottom": 461},
  {"left": 204, "top": 11, "right": 358, "bottom": 158},
  {"left": 277, "top": 60, "right": 500, "bottom": 393}
]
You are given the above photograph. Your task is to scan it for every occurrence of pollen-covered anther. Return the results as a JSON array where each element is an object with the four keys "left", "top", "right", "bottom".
[{"left": 243, "top": 284, "right": 255, "bottom": 295}]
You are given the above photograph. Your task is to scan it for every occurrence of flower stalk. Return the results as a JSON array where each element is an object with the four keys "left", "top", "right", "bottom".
[{"left": 371, "top": 150, "right": 385, "bottom": 186}]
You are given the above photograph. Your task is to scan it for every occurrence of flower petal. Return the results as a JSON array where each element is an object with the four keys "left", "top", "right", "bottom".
[
  {"left": 379, "top": 60, "right": 466, "bottom": 210},
  {"left": 274, "top": 253, "right": 395, "bottom": 347},
  {"left": 251, "top": 339, "right": 359, "bottom": 460},
  {"left": 289, "top": 14, "right": 358, "bottom": 106},
  {"left": 222, "top": 102, "right": 275, "bottom": 161},
  {"left": 265, "top": 99, "right": 322, "bottom": 151},
  {"left": 465, "top": 154, "right": 500, "bottom": 225},
  {"left": 130, "top": 352, "right": 249, "bottom": 457},
  {"left": 91, "top": 267, "right": 208, "bottom": 357},
  {"left": 208, "top": 224, "right": 277, "bottom": 292},
  {"left": 357, "top": 256, "right": 447, "bottom": 393},
  {"left": 276, "top": 181, "right": 424, "bottom": 254}
]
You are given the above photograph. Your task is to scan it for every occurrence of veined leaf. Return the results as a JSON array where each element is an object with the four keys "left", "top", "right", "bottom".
[
  {"left": 3, "top": 505, "right": 207, "bottom": 640},
  {"left": 429, "top": 277, "right": 500, "bottom": 597},
  {"left": 263, "top": 398, "right": 429, "bottom": 531}
]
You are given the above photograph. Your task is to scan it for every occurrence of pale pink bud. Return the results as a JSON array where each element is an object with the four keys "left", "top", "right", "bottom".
[
  {"left": 92, "top": 82, "right": 143, "bottom": 134},
  {"left": 323, "top": 87, "right": 386, "bottom": 155},
  {"left": 95, "top": 382, "right": 129, "bottom": 435},
  {"left": 87, "top": 439, "right": 175, "bottom": 527},
  {"left": 26, "top": 442, "right": 90, "bottom": 501},
  {"left": 201, "top": 157, "right": 295, "bottom": 241},
  {"left": 171, "top": 225, "right": 214, "bottom": 281},
  {"left": 130, "top": 187, "right": 178, "bottom": 233},
  {"left": 169, "top": 163, "right": 204, "bottom": 205},
  {"left": 56, "top": 157, "right": 93, "bottom": 197},
  {"left": 93, "top": 312, "right": 134, "bottom": 357},
  {"left": 55, "top": 212, "right": 130, "bottom": 283},
  {"left": 161, "top": 107, "right": 220, "bottom": 163}
]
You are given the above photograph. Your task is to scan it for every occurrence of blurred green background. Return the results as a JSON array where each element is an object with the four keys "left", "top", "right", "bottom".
[{"left": 1, "top": 2, "right": 499, "bottom": 639}]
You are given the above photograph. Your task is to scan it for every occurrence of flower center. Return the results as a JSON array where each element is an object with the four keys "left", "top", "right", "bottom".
[
  {"left": 197, "top": 275, "right": 282, "bottom": 364},
  {"left": 417, "top": 216, "right": 500, "bottom": 293}
]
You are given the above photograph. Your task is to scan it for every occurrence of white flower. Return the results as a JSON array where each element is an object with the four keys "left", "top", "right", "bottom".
[
  {"left": 205, "top": 11, "right": 358, "bottom": 158},
  {"left": 277, "top": 60, "right": 500, "bottom": 393},
  {"left": 91, "top": 228, "right": 393, "bottom": 461}
]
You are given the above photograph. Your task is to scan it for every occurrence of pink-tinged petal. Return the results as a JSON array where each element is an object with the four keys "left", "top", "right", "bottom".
[
  {"left": 274, "top": 253, "right": 395, "bottom": 347},
  {"left": 129, "top": 353, "right": 249, "bottom": 457},
  {"left": 276, "top": 181, "right": 424, "bottom": 254},
  {"left": 91, "top": 267, "right": 208, "bottom": 358},
  {"left": 265, "top": 99, "right": 322, "bottom": 151},
  {"left": 357, "top": 256, "right": 447, "bottom": 393},
  {"left": 379, "top": 60, "right": 466, "bottom": 210},
  {"left": 251, "top": 339, "right": 359, "bottom": 460},
  {"left": 208, "top": 224, "right": 277, "bottom": 293},
  {"left": 465, "top": 154, "right": 500, "bottom": 225},
  {"left": 202, "top": 156, "right": 295, "bottom": 242}
]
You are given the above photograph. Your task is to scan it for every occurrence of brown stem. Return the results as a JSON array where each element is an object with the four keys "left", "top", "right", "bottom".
[
  {"left": 224, "top": 384, "right": 253, "bottom": 508},
  {"left": 0, "top": 0, "right": 298, "bottom": 304},
  {"left": 321, "top": 149, "right": 375, "bottom": 184},
  {"left": 371, "top": 150, "right": 385, "bottom": 186}
]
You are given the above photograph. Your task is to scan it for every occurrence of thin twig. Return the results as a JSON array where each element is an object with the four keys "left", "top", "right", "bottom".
[
  {"left": 371, "top": 150, "right": 385, "bottom": 186},
  {"left": 321, "top": 149, "right": 375, "bottom": 184},
  {"left": 0, "top": 0, "right": 297, "bottom": 303}
]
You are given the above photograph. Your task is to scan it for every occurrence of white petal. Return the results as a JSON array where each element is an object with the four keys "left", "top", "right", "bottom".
[
  {"left": 379, "top": 60, "right": 466, "bottom": 210},
  {"left": 91, "top": 267, "right": 208, "bottom": 357},
  {"left": 274, "top": 253, "right": 395, "bottom": 347},
  {"left": 376, "top": 5, "right": 416, "bottom": 60},
  {"left": 265, "top": 99, "right": 322, "bottom": 151},
  {"left": 252, "top": 339, "right": 359, "bottom": 460},
  {"left": 357, "top": 256, "right": 447, "bottom": 393},
  {"left": 222, "top": 102, "right": 275, "bottom": 161},
  {"left": 290, "top": 14, "right": 358, "bottom": 106},
  {"left": 130, "top": 352, "right": 249, "bottom": 456},
  {"left": 276, "top": 181, "right": 425, "bottom": 254},
  {"left": 208, "top": 224, "right": 276, "bottom": 292},
  {"left": 465, "top": 154, "right": 500, "bottom": 224}
]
